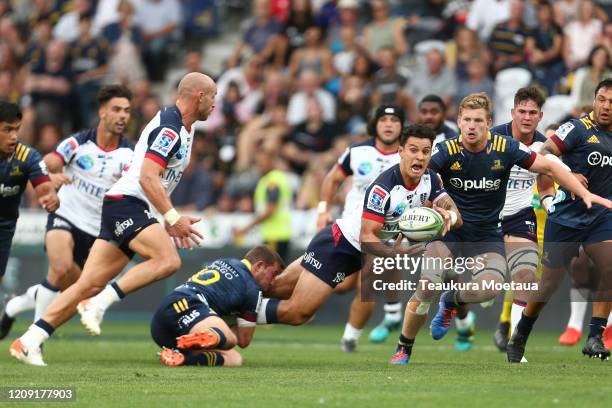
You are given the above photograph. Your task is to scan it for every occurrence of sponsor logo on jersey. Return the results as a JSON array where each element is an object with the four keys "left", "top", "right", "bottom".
[
  {"left": 114, "top": 218, "right": 134, "bottom": 237},
  {"left": 491, "top": 159, "right": 504, "bottom": 170},
  {"left": 303, "top": 251, "right": 322, "bottom": 270},
  {"left": 0, "top": 184, "right": 20, "bottom": 197},
  {"left": 367, "top": 186, "right": 389, "bottom": 212},
  {"left": 150, "top": 128, "right": 178, "bottom": 156},
  {"left": 555, "top": 122, "right": 575, "bottom": 140},
  {"left": 391, "top": 200, "right": 408, "bottom": 217},
  {"left": 449, "top": 177, "right": 502, "bottom": 191},
  {"left": 357, "top": 161, "right": 372, "bottom": 175},
  {"left": 450, "top": 161, "right": 462, "bottom": 171},
  {"left": 587, "top": 135, "right": 600, "bottom": 144},
  {"left": 52, "top": 217, "right": 71, "bottom": 229},
  {"left": 587, "top": 151, "right": 612, "bottom": 167},
  {"left": 76, "top": 155, "right": 94, "bottom": 170},
  {"left": 9, "top": 165, "right": 22, "bottom": 176},
  {"left": 332, "top": 272, "right": 346, "bottom": 284},
  {"left": 179, "top": 310, "right": 201, "bottom": 329}
]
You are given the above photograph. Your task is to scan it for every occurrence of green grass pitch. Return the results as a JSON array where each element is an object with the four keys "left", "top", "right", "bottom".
[{"left": 0, "top": 321, "right": 609, "bottom": 407}]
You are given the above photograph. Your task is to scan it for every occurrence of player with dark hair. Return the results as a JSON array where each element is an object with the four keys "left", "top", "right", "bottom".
[
  {"left": 508, "top": 79, "right": 612, "bottom": 362},
  {"left": 0, "top": 101, "right": 58, "bottom": 287},
  {"left": 257, "top": 124, "right": 461, "bottom": 328},
  {"left": 390, "top": 92, "right": 611, "bottom": 365},
  {"left": 0, "top": 85, "right": 133, "bottom": 339},
  {"left": 418, "top": 94, "right": 459, "bottom": 146},
  {"left": 153, "top": 245, "right": 285, "bottom": 367}
]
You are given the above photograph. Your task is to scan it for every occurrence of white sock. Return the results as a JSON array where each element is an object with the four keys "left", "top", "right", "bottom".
[
  {"left": 510, "top": 302, "right": 525, "bottom": 336},
  {"left": 455, "top": 311, "right": 473, "bottom": 331},
  {"left": 342, "top": 323, "right": 363, "bottom": 341},
  {"left": 34, "top": 282, "right": 60, "bottom": 321},
  {"left": 257, "top": 298, "right": 270, "bottom": 324},
  {"left": 20, "top": 324, "right": 50, "bottom": 349},
  {"left": 384, "top": 302, "right": 402, "bottom": 323},
  {"left": 5, "top": 285, "right": 38, "bottom": 318},
  {"left": 567, "top": 288, "right": 588, "bottom": 331},
  {"left": 607, "top": 310, "right": 612, "bottom": 327},
  {"left": 91, "top": 284, "right": 122, "bottom": 312}
]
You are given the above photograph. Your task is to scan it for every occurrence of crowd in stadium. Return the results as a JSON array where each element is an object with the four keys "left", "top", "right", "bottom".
[{"left": 2, "top": 0, "right": 612, "bottom": 213}]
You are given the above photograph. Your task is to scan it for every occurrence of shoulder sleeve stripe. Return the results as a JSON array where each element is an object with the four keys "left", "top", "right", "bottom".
[
  {"left": 51, "top": 151, "right": 65, "bottom": 164},
  {"left": 144, "top": 152, "right": 168, "bottom": 169},
  {"left": 550, "top": 135, "right": 566, "bottom": 154},
  {"left": 15, "top": 144, "right": 23, "bottom": 160},
  {"left": 337, "top": 162, "right": 348, "bottom": 176},
  {"left": 21, "top": 147, "right": 31, "bottom": 161},
  {"left": 501, "top": 137, "right": 507, "bottom": 152},
  {"left": 452, "top": 140, "right": 460, "bottom": 154},
  {"left": 362, "top": 211, "right": 384, "bottom": 224},
  {"left": 30, "top": 175, "right": 51, "bottom": 188}
]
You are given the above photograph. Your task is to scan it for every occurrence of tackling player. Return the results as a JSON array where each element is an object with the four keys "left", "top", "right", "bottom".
[
  {"left": 10, "top": 73, "right": 216, "bottom": 366},
  {"left": 153, "top": 245, "right": 284, "bottom": 367},
  {"left": 257, "top": 125, "right": 459, "bottom": 328},
  {"left": 0, "top": 101, "right": 59, "bottom": 284},
  {"left": 390, "top": 93, "right": 611, "bottom": 365},
  {"left": 508, "top": 79, "right": 612, "bottom": 362},
  {"left": 0, "top": 85, "right": 133, "bottom": 339}
]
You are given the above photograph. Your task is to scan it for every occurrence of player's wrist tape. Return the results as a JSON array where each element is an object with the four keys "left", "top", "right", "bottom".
[
  {"left": 540, "top": 195, "right": 554, "bottom": 210},
  {"left": 317, "top": 201, "right": 327, "bottom": 214},
  {"left": 164, "top": 208, "right": 181, "bottom": 226},
  {"left": 448, "top": 210, "right": 457, "bottom": 227}
]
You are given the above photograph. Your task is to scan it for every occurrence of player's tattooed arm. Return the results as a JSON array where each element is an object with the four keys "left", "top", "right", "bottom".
[
  {"left": 432, "top": 194, "right": 463, "bottom": 232},
  {"left": 360, "top": 218, "right": 425, "bottom": 258}
]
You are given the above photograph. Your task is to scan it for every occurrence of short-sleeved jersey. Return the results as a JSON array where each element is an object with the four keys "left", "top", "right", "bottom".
[
  {"left": 429, "top": 132, "right": 537, "bottom": 227},
  {"left": 107, "top": 106, "right": 194, "bottom": 212},
  {"left": 52, "top": 129, "right": 133, "bottom": 236},
  {"left": 547, "top": 113, "right": 612, "bottom": 227},
  {"left": 491, "top": 122, "right": 547, "bottom": 217},
  {"left": 175, "top": 258, "right": 262, "bottom": 323},
  {"left": 336, "top": 138, "right": 400, "bottom": 220},
  {"left": 0, "top": 142, "right": 50, "bottom": 224},
  {"left": 336, "top": 165, "right": 447, "bottom": 250}
]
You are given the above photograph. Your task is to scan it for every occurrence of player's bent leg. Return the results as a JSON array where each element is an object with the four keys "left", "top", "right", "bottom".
[
  {"left": 390, "top": 297, "right": 430, "bottom": 365},
  {"left": 274, "top": 270, "right": 334, "bottom": 325},
  {"left": 334, "top": 272, "right": 358, "bottom": 294},
  {"left": 159, "top": 347, "right": 242, "bottom": 367},
  {"left": 266, "top": 257, "right": 303, "bottom": 300},
  {"left": 177, "top": 315, "right": 237, "bottom": 351},
  {"left": 505, "top": 238, "right": 539, "bottom": 336}
]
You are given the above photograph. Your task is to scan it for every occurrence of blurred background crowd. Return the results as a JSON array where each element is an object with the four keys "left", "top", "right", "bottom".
[{"left": 2, "top": 0, "right": 612, "bottom": 216}]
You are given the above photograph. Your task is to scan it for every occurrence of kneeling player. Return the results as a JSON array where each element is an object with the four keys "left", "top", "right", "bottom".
[
  {"left": 151, "top": 245, "right": 284, "bottom": 367},
  {"left": 257, "top": 125, "right": 461, "bottom": 326}
]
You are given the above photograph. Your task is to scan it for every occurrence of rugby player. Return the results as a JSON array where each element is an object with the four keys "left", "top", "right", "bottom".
[
  {"left": 390, "top": 92, "right": 611, "bottom": 365},
  {"left": 508, "top": 79, "right": 612, "bottom": 362},
  {"left": 0, "top": 85, "right": 133, "bottom": 339},
  {"left": 153, "top": 245, "right": 284, "bottom": 367},
  {"left": 10, "top": 73, "right": 216, "bottom": 366},
  {"left": 257, "top": 125, "right": 460, "bottom": 327}
]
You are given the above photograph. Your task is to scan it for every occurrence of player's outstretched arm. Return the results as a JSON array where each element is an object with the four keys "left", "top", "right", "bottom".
[
  {"left": 140, "top": 158, "right": 202, "bottom": 249},
  {"left": 43, "top": 151, "right": 71, "bottom": 189},
  {"left": 316, "top": 165, "right": 348, "bottom": 231},
  {"left": 432, "top": 194, "right": 463, "bottom": 233},
  {"left": 33, "top": 181, "right": 59, "bottom": 212}
]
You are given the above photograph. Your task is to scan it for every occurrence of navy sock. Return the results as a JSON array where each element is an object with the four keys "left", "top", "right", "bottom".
[
  {"left": 265, "top": 299, "right": 280, "bottom": 324},
  {"left": 397, "top": 334, "right": 415, "bottom": 354},
  {"left": 110, "top": 282, "right": 126, "bottom": 299},
  {"left": 34, "top": 319, "right": 55, "bottom": 336},
  {"left": 516, "top": 312, "right": 538, "bottom": 336},
  {"left": 184, "top": 351, "right": 224, "bottom": 366},
  {"left": 210, "top": 327, "right": 226, "bottom": 348},
  {"left": 40, "top": 278, "right": 60, "bottom": 292},
  {"left": 588, "top": 317, "right": 608, "bottom": 338}
]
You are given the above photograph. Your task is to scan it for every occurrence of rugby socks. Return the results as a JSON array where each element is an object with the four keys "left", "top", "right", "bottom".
[
  {"left": 5, "top": 284, "right": 38, "bottom": 318},
  {"left": 34, "top": 279, "right": 60, "bottom": 321},
  {"left": 21, "top": 320, "right": 53, "bottom": 349},
  {"left": 92, "top": 282, "right": 125, "bottom": 311},
  {"left": 588, "top": 317, "right": 608, "bottom": 339},
  {"left": 383, "top": 302, "right": 402, "bottom": 324},
  {"left": 210, "top": 327, "right": 227, "bottom": 348},
  {"left": 184, "top": 351, "right": 225, "bottom": 366},
  {"left": 510, "top": 300, "right": 527, "bottom": 336},
  {"left": 397, "top": 334, "right": 414, "bottom": 355},
  {"left": 342, "top": 323, "right": 363, "bottom": 341},
  {"left": 441, "top": 290, "right": 464, "bottom": 308},
  {"left": 256, "top": 298, "right": 279, "bottom": 324},
  {"left": 516, "top": 312, "right": 538, "bottom": 337},
  {"left": 567, "top": 289, "right": 587, "bottom": 331}
]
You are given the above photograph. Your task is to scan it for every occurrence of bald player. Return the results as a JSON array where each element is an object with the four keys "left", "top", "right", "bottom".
[{"left": 10, "top": 73, "right": 217, "bottom": 366}]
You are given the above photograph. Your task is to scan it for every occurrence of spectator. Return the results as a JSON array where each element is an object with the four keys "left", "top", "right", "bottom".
[
  {"left": 369, "top": 46, "right": 408, "bottom": 107},
  {"left": 52, "top": 0, "right": 94, "bottom": 42},
  {"left": 102, "top": 0, "right": 144, "bottom": 47},
  {"left": 35, "top": 122, "right": 62, "bottom": 155},
  {"left": 134, "top": 0, "right": 182, "bottom": 81},
  {"left": 288, "top": 25, "right": 334, "bottom": 84},
  {"left": 446, "top": 26, "right": 489, "bottom": 81},
  {"left": 563, "top": 0, "right": 603, "bottom": 71},
  {"left": 237, "top": 66, "right": 288, "bottom": 123},
  {"left": 0, "top": 70, "right": 20, "bottom": 104},
  {"left": 336, "top": 74, "right": 369, "bottom": 135},
  {"left": 171, "top": 160, "right": 216, "bottom": 212},
  {"left": 276, "top": 0, "right": 315, "bottom": 65},
  {"left": 332, "top": 25, "right": 358, "bottom": 76},
  {"left": 488, "top": 0, "right": 532, "bottom": 74},
  {"left": 363, "top": 0, "right": 407, "bottom": 62},
  {"left": 229, "top": 0, "right": 281, "bottom": 67},
  {"left": 554, "top": 0, "right": 607, "bottom": 26},
  {"left": 527, "top": 0, "right": 564, "bottom": 95},
  {"left": 0, "top": 16, "right": 27, "bottom": 60},
  {"left": 455, "top": 58, "right": 495, "bottom": 106},
  {"left": 467, "top": 0, "right": 510, "bottom": 41},
  {"left": 327, "top": 0, "right": 363, "bottom": 54},
  {"left": 286, "top": 69, "right": 336, "bottom": 126},
  {"left": 574, "top": 45, "right": 612, "bottom": 107},
  {"left": 23, "top": 16, "right": 54, "bottom": 70}
]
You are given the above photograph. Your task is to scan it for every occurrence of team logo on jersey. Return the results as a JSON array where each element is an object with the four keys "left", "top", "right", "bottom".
[
  {"left": 150, "top": 128, "right": 178, "bottom": 156},
  {"left": 587, "top": 151, "right": 612, "bottom": 167},
  {"left": 357, "top": 161, "right": 373, "bottom": 175},
  {"left": 332, "top": 272, "right": 346, "bottom": 284},
  {"left": 587, "top": 135, "right": 600, "bottom": 144},
  {"left": 555, "top": 122, "right": 575, "bottom": 140},
  {"left": 76, "top": 155, "right": 94, "bottom": 170},
  {"left": 491, "top": 159, "right": 504, "bottom": 170},
  {"left": 450, "top": 161, "right": 462, "bottom": 171},
  {"left": 367, "top": 186, "right": 389, "bottom": 212},
  {"left": 9, "top": 166, "right": 22, "bottom": 176}
]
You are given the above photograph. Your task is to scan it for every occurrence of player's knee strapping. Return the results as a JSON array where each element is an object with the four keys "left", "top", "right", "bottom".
[
  {"left": 184, "top": 351, "right": 225, "bottom": 366},
  {"left": 473, "top": 257, "right": 507, "bottom": 280},
  {"left": 506, "top": 247, "right": 538, "bottom": 279}
]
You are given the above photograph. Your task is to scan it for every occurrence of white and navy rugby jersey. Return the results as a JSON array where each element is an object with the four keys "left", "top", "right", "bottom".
[
  {"left": 491, "top": 122, "right": 547, "bottom": 217},
  {"left": 337, "top": 138, "right": 400, "bottom": 220},
  {"left": 336, "top": 165, "right": 447, "bottom": 250},
  {"left": 107, "top": 106, "right": 194, "bottom": 212},
  {"left": 52, "top": 129, "right": 133, "bottom": 236}
]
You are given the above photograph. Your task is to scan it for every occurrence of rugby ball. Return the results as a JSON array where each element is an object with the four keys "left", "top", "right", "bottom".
[{"left": 397, "top": 207, "right": 444, "bottom": 241}]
